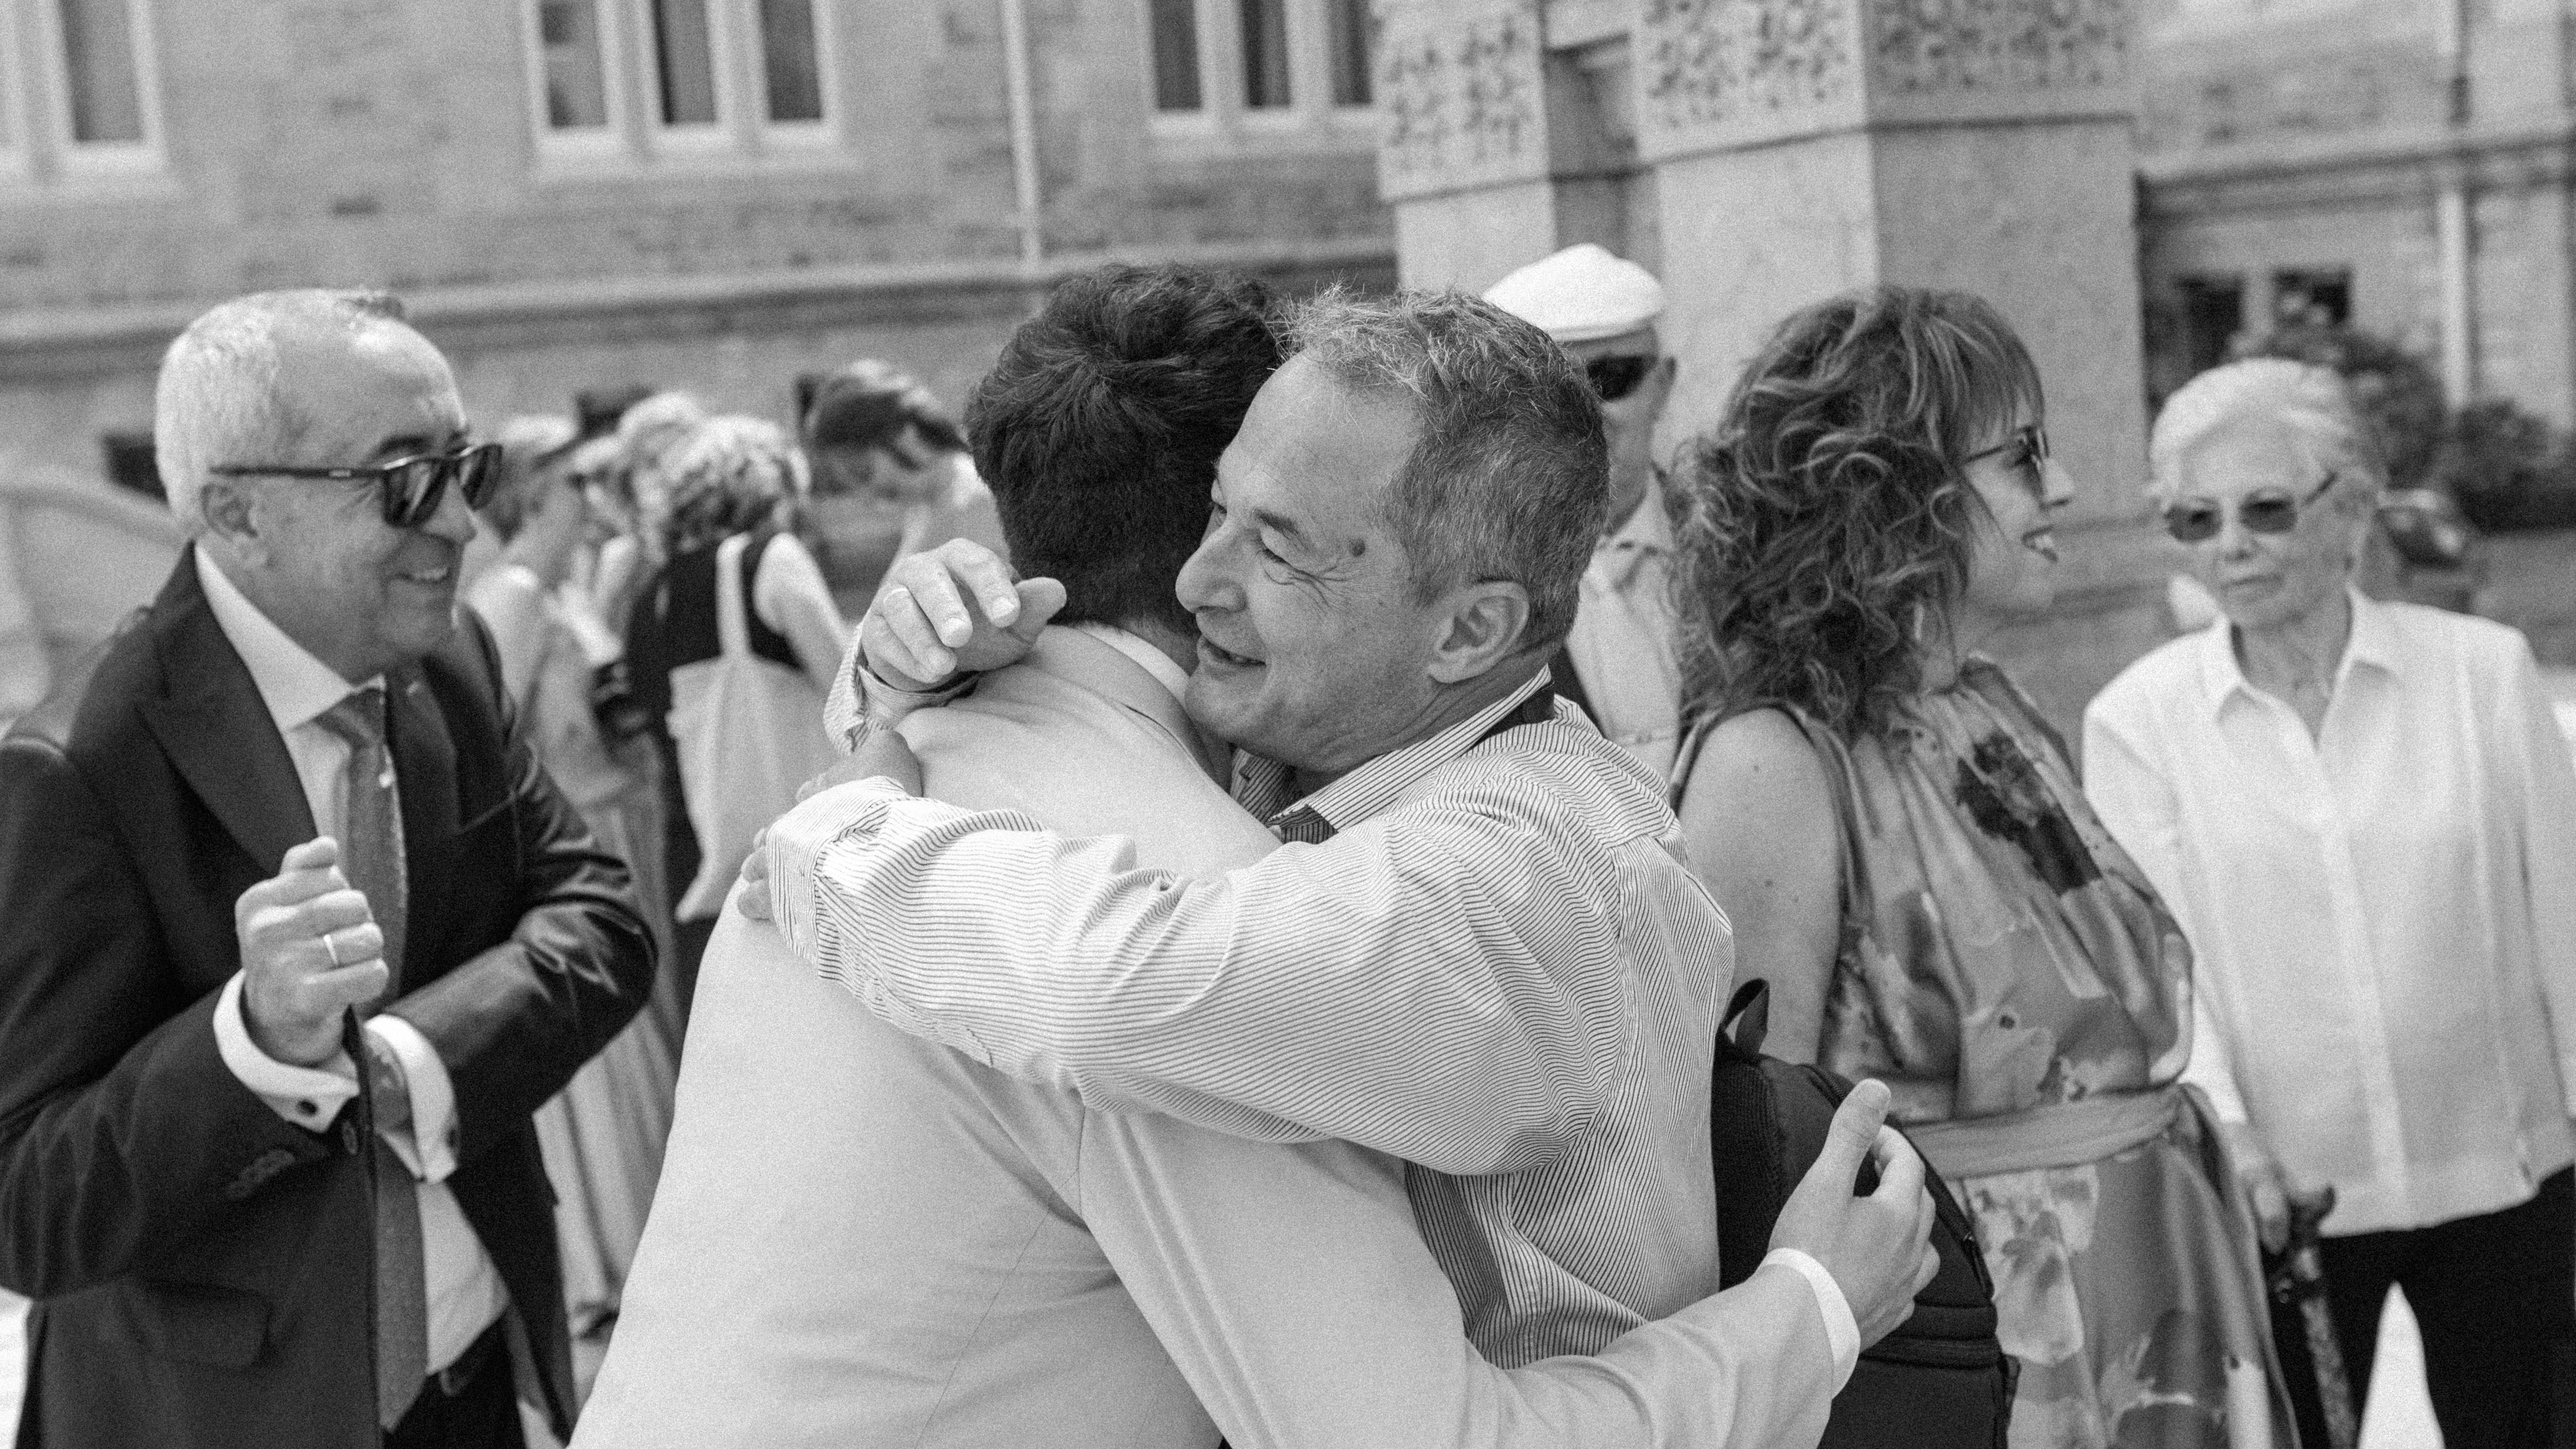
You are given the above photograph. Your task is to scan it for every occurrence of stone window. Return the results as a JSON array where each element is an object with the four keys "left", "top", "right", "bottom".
[
  {"left": 1239, "top": 0, "right": 1291, "bottom": 109},
  {"left": 6, "top": 0, "right": 167, "bottom": 181},
  {"left": 1149, "top": 0, "right": 1203, "bottom": 111},
  {"left": 1148, "top": 0, "right": 1378, "bottom": 142},
  {"left": 1323, "top": 0, "right": 1370, "bottom": 107},
  {"left": 2177, "top": 275, "right": 2245, "bottom": 377},
  {"left": 535, "top": 0, "right": 618, "bottom": 131},
  {"left": 2272, "top": 268, "right": 2352, "bottom": 328},
  {"left": 522, "top": 0, "right": 840, "bottom": 169},
  {"left": 649, "top": 0, "right": 723, "bottom": 130}
]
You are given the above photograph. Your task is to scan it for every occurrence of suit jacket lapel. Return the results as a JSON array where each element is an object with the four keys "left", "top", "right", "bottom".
[
  {"left": 138, "top": 552, "right": 317, "bottom": 875},
  {"left": 385, "top": 664, "right": 458, "bottom": 980}
]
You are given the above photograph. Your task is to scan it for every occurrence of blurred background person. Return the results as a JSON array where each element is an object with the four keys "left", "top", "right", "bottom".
[
  {"left": 797, "top": 359, "right": 1006, "bottom": 616},
  {"left": 2085, "top": 358, "right": 2576, "bottom": 1449},
  {"left": 624, "top": 415, "right": 845, "bottom": 1018},
  {"left": 565, "top": 433, "right": 654, "bottom": 647},
  {"left": 1668, "top": 286, "right": 2293, "bottom": 1449},
  {"left": 1483, "top": 244, "right": 1684, "bottom": 779},
  {"left": 467, "top": 416, "right": 681, "bottom": 1368},
  {"left": 613, "top": 390, "right": 709, "bottom": 571}
]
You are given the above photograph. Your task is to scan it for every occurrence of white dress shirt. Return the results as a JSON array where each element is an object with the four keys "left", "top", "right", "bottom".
[
  {"left": 772, "top": 667, "right": 1750, "bottom": 1368},
  {"left": 2084, "top": 591, "right": 2576, "bottom": 1234},
  {"left": 1565, "top": 472, "right": 1683, "bottom": 781},
  {"left": 194, "top": 549, "right": 509, "bottom": 1372},
  {"left": 588, "top": 624, "right": 1847, "bottom": 1449}
]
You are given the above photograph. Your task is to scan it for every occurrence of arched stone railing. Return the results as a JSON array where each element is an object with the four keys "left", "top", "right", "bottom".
[{"left": 0, "top": 469, "right": 181, "bottom": 727}]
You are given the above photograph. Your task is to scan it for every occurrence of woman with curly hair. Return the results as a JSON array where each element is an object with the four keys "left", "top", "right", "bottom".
[
  {"left": 624, "top": 415, "right": 850, "bottom": 1014},
  {"left": 1669, "top": 287, "right": 2293, "bottom": 1449}
]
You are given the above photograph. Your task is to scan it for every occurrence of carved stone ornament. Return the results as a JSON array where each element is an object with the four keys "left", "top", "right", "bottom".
[
  {"left": 1376, "top": 0, "right": 1551, "bottom": 200},
  {"left": 1637, "top": 0, "right": 1861, "bottom": 153},
  {"left": 1633, "top": 0, "right": 2132, "bottom": 159},
  {"left": 1870, "top": 0, "right": 2131, "bottom": 96}
]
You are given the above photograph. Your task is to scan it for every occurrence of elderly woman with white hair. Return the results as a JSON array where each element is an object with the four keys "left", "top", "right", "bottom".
[
  {"left": 2084, "top": 358, "right": 2576, "bottom": 1449},
  {"left": 624, "top": 414, "right": 849, "bottom": 1014}
]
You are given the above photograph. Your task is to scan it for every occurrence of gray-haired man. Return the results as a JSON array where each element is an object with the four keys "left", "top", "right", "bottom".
[{"left": 752, "top": 288, "right": 1938, "bottom": 1441}]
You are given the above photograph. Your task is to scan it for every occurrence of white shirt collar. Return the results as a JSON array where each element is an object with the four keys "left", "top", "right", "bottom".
[
  {"left": 2194, "top": 585, "right": 2393, "bottom": 720},
  {"left": 193, "top": 545, "right": 375, "bottom": 736},
  {"left": 1067, "top": 622, "right": 1191, "bottom": 708}
]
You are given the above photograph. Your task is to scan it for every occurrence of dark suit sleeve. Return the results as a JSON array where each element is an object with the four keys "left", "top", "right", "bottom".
[
  {"left": 0, "top": 735, "right": 332, "bottom": 1298},
  {"left": 384, "top": 628, "right": 657, "bottom": 1164}
]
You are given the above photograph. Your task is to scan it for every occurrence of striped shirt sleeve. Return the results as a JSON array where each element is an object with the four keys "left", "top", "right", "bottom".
[{"left": 770, "top": 776, "right": 1637, "bottom": 1175}]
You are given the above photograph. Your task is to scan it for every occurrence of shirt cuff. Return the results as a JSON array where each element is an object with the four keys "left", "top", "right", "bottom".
[
  {"left": 1762, "top": 1247, "right": 1861, "bottom": 1389},
  {"left": 212, "top": 972, "right": 358, "bottom": 1134},
  {"left": 764, "top": 777, "right": 909, "bottom": 953},
  {"left": 366, "top": 1014, "right": 459, "bottom": 1184},
  {"left": 823, "top": 651, "right": 973, "bottom": 753}
]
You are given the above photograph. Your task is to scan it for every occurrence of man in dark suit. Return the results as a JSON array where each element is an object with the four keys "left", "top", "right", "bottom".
[{"left": 0, "top": 289, "right": 655, "bottom": 1448}]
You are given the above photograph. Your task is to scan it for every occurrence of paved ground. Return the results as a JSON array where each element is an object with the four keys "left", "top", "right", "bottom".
[{"left": 0, "top": 1280, "right": 2449, "bottom": 1445}]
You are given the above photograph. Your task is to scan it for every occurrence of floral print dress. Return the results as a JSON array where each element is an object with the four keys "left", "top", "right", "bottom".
[{"left": 1781, "top": 662, "right": 2295, "bottom": 1449}]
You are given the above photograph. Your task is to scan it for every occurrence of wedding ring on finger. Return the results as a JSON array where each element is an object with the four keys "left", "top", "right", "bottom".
[{"left": 323, "top": 927, "right": 347, "bottom": 969}]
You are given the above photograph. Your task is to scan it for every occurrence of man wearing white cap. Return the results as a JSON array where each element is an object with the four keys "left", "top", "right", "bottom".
[{"left": 1484, "top": 243, "right": 1683, "bottom": 780}]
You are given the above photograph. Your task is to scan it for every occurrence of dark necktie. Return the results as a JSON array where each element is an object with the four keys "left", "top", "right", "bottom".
[
  {"left": 315, "top": 688, "right": 427, "bottom": 1429},
  {"left": 1232, "top": 755, "right": 1334, "bottom": 844}
]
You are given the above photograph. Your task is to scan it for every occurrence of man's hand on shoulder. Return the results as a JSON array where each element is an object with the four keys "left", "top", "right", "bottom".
[
  {"left": 736, "top": 729, "right": 926, "bottom": 922},
  {"left": 863, "top": 539, "right": 1062, "bottom": 688},
  {"left": 234, "top": 837, "right": 388, "bottom": 1067},
  {"left": 1769, "top": 1079, "right": 1941, "bottom": 1348}
]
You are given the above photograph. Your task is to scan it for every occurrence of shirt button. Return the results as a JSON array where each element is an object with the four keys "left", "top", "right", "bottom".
[{"left": 297, "top": 1099, "right": 318, "bottom": 1117}]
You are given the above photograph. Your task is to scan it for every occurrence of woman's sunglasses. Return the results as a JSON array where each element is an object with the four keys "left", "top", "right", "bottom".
[
  {"left": 2161, "top": 472, "right": 2337, "bottom": 544},
  {"left": 1963, "top": 423, "right": 2051, "bottom": 493},
  {"left": 211, "top": 442, "right": 504, "bottom": 529},
  {"left": 1584, "top": 354, "right": 1658, "bottom": 403}
]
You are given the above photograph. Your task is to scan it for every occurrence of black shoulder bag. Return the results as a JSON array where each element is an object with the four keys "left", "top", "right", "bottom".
[{"left": 1710, "top": 979, "right": 2017, "bottom": 1449}]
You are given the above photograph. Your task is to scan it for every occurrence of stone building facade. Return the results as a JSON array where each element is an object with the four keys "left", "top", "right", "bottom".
[
  {"left": 1367, "top": 0, "right": 2171, "bottom": 737},
  {"left": 0, "top": 0, "right": 1396, "bottom": 486},
  {"left": 2137, "top": 0, "right": 2576, "bottom": 423}
]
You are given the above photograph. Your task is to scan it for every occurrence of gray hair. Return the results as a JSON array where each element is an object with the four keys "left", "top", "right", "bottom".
[
  {"left": 154, "top": 289, "right": 416, "bottom": 533},
  {"left": 2150, "top": 358, "right": 2385, "bottom": 507},
  {"left": 1282, "top": 287, "right": 1608, "bottom": 653}
]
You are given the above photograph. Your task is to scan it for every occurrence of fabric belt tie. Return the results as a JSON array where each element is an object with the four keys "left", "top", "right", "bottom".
[
  {"left": 316, "top": 688, "right": 427, "bottom": 1430},
  {"left": 1905, "top": 1085, "right": 2185, "bottom": 1183}
]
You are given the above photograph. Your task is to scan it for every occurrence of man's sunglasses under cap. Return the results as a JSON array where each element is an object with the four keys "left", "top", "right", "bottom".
[
  {"left": 1585, "top": 354, "right": 1658, "bottom": 403},
  {"left": 210, "top": 442, "right": 504, "bottom": 528}
]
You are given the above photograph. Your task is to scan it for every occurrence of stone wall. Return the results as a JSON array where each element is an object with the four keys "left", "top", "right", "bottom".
[
  {"left": 0, "top": 0, "right": 1395, "bottom": 486},
  {"left": 2135, "top": 0, "right": 2576, "bottom": 422}
]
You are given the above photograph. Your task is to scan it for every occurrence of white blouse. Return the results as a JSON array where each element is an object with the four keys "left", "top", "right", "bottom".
[{"left": 2083, "top": 592, "right": 2576, "bottom": 1235}]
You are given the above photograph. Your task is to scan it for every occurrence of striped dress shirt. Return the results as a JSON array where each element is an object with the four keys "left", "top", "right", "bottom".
[{"left": 772, "top": 668, "right": 1738, "bottom": 1366}]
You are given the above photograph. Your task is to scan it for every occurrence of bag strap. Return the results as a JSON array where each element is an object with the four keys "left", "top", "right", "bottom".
[
  {"left": 1722, "top": 978, "right": 1771, "bottom": 1056},
  {"left": 713, "top": 532, "right": 752, "bottom": 661}
]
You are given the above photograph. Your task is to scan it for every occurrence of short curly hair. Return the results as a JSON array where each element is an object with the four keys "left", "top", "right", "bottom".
[
  {"left": 1670, "top": 286, "right": 2043, "bottom": 739},
  {"left": 657, "top": 414, "right": 809, "bottom": 558}
]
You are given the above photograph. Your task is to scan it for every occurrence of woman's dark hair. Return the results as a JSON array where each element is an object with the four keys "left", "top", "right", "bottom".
[
  {"left": 800, "top": 360, "right": 969, "bottom": 456},
  {"left": 965, "top": 263, "right": 1281, "bottom": 637},
  {"left": 1670, "top": 285, "right": 2043, "bottom": 739}
]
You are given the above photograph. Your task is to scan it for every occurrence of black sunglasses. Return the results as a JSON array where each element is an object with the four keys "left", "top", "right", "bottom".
[
  {"left": 1964, "top": 423, "right": 2050, "bottom": 473},
  {"left": 1584, "top": 354, "right": 1658, "bottom": 403},
  {"left": 211, "top": 442, "right": 503, "bottom": 529},
  {"left": 2162, "top": 472, "right": 2337, "bottom": 544}
]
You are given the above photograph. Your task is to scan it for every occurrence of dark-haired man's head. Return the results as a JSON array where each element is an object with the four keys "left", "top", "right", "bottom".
[{"left": 964, "top": 263, "right": 1281, "bottom": 657}]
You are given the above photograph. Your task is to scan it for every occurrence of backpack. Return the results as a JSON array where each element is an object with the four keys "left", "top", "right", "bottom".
[{"left": 1710, "top": 979, "right": 2017, "bottom": 1449}]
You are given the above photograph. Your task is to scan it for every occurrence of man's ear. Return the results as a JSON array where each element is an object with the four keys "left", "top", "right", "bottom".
[
  {"left": 197, "top": 478, "right": 268, "bottom": 564},
  {"left": 1428, "top": 581, "right": 1532, "bottom": 685}
]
